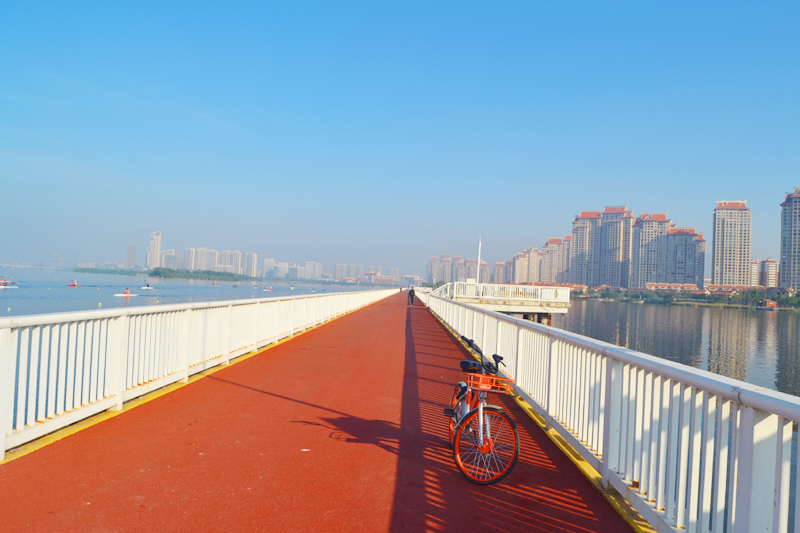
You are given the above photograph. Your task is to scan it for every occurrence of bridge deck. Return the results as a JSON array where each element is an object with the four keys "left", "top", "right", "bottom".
[{"left": 0, "top": 292, "right": 632, "bottom": 532}]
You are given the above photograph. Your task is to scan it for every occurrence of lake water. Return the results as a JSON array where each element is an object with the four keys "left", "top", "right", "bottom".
[
  {"left": 552, "top": 299, "right": 800, "bottom": 396},
  {"left": 0, "top": 268, "right": 371, "bottom": 319}
]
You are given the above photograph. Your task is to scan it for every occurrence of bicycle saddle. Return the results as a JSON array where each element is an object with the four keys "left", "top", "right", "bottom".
[{"left": 460, "top": 360, "right": 481, "bottom": 373}]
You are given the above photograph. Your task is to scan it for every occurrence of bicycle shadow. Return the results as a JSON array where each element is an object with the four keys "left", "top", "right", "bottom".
[{"left": 291, "top": 416, "right": 411, "bottom": 456}]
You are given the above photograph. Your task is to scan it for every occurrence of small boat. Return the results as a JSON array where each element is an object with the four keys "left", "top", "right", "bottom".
[
  {"left": 756, "top": 300, "right": 778, "bottom": 311},
  {"left": 0, "top": 277, "right": 17, "bottom": 289},
  {"left": 114, "top": 293, "right": 138, "bottom": 297},
  {"left": 141, "top": 280, "right": 154, "bottom": 290},
  {"left": 67, "top": 280, "right": 81, "bottom": 287}
]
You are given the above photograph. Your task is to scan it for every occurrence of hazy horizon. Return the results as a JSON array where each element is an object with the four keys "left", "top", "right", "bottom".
[{"left": 2, "top": 4, "right": 798, "bottom": 276}]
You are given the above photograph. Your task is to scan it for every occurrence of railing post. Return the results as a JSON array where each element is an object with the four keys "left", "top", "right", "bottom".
[
  {"left": 733, "top": 406, "right": 787, "bottom": 533},
  {"left": 290, "top": 298, "right": 295, "bottom": 338},
  {"left": 224, "top": 304, "right": 233, "bottom": 365},
  {"left": 0, "top": 327, "right": 11, "bottom": 461},
  {"left": 602, "top": 355, "right": 623, "bottom": 489},
  {"left": 544, "top": 335, "right": 555, "bottom": 429},
  {"left": 112, "top": 315, "right": 130, "bottom": 411},
  {"left": 253, "top": 301, "right": 260, "bottom": 352},
  {"left": 182, "top": 309, "right": 193, "bottom": 383}
]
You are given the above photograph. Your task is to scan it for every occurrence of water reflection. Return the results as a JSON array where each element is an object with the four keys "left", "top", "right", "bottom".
[{"left": 552, "top": 300, "right": 800, "bottom": 396}]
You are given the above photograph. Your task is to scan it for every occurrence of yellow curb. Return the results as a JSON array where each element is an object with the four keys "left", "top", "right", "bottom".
[
  {"left": 429, "top": 308, "right": 655, "bottom": 533},
  {"left": 0, "top": 311, "right": 354, "bottom": 466}
]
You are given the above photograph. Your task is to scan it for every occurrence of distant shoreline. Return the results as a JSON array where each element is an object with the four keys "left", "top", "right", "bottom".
[{"left": 71, "top": 267, "right": 399, "bottom": 287}]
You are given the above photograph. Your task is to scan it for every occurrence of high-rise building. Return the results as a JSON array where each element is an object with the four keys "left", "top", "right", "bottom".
[
  {"left": 599, "top": 206, "right": 635, "bottom": 288},
  {"left": 288, "top": 264, "right": 305, "bottom": 279},
  {"left": 348, "top": 264, "right": 363, "bottom": 279},
  {"left": 712, "top": 201, "right": 752, "bottom": 286},
  {"left": 504, "top": 260, "right": 513, "bottom": 284},
  {"left": 243, "top": 253, "right": 258, "bottom": 277},
  {"left": 273, "top": 262, "right": 289, "bottom": 278},
  {"left": 478, "top": 261, "right": 490, "bottom": 283},
  {"left": 494, "top": 262, "right": 505, "bottom": 283},
  {"left": 569, "top": 211, "right": 602, "bottom": 287},
  {"left": 665, "top": 228, "right": 705, "bottom": 287},
  {"left": 760, "top": 258, "right": 779, "bottom": 288},
  {"left": 335, "top": 264, "right": 347, "bottom": 280},
  {"left": 263, "top": 258, "right": 277, "bottom": 278},
  {"left": 367, "top": 266, "right": 383, "bottom": 275},
  {"left": 387, "top": 267, "right": 400, "bottom": 281},
  {"left": 452, "top": 260, "right": 466, "bottom": 282},
  {"left": 427, "top": 257, "right": 440, "bottom": 283},
  {"left": 127, "top": 241, "right": 136, "bottom": 269},
  {"left": 146, "top": 231, "right": 162, "bottom": 270},
  {"left": 513, "top": 253, "right": 529, "bottom": 283},
  {"left": 630, "top": 214, "right": 671, "bottom": 288},
  {"left": 750, "top": 260, "right": 760, "bottom": 286},
  {"left": 160, "top": 249, "right": 176, "bottom": 270},
  {"left": 217, "top": 250, "right": 243, "bottom": 274},
  {"left": 439, "top": 256, "right": 452, "bottom": 283},
  {"left": 304, "top": 261, "right": 322, "bottom": 280},
  {"left": 184, "top": 248, "right": 196, "bottom": 271},
  {"left": 465, "top": 259, "right": 477, "bottom": 280},
  {"left": 780, "top": 189, "right": 800, "bottom": 289},
  {"left": 528, "top": 250, "right": 543, "bottom": 283},
  {"left": 195, "top": 248, "right": 218, "bottom": 271}
]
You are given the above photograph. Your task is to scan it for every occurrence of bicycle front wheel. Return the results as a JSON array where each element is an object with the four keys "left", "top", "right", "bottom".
[{"left": 453, "top": 407, "right": 519, "bottom": 485}]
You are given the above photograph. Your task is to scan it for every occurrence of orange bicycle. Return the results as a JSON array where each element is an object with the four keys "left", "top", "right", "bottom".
[{"left": 444, "top": 336, "right": 519, "bottom": 484}]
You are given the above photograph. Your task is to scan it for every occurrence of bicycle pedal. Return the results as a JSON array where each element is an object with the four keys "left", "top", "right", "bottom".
[{"left": 443, "top": 408, "right": 455, "bottom": 417}]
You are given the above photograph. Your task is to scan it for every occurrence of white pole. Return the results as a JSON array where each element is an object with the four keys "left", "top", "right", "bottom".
[{"left": 476, "top": 236, "right": 482, "bottom": 283}]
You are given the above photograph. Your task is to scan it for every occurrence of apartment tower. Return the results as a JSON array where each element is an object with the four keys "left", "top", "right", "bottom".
[
  {"left": 712, "top": 201, "right": 752, "bottom": 286},
  {"left": 780, "top": 189, "right": 800, "bottom": 289},
  {"left": 146, "top": 231, "right": 162, "bottom": 270},
  {"left": 630, "top": 214, "right": 671, "bottom": 288},
  {"left": 569, "top": 211, "right": 602, "bottom": 287}
]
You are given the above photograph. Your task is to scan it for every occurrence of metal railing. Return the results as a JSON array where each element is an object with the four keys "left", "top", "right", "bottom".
[
  {"left": 0, "top": 289, "right": 396, "bottom": 460},
  {"left": 431, "top": 282, "right": 570, "bottom": 303},
  {"left": 418, "top": 291, "right": 800, "bottom": 533}
]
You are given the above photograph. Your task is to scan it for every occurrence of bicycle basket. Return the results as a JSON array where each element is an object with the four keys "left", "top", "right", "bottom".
[{"left": 467, "top": 374, "right": 514, "bottom": 395}]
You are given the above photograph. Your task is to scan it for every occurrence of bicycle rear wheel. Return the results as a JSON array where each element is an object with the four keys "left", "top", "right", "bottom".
[
  {"left": 453, "top": 407, "right": 519, "bottom": 484},
  {"left": 449, "top": 386, "right": 474, "bottom": 446}
]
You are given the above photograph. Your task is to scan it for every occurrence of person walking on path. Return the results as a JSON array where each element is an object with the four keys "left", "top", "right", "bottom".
[{"left": 408, "top": 286, "right": 415, "bottom": 306}]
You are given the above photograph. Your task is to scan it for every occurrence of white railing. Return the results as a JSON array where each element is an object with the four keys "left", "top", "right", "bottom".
[
  {"left": 418, "top": 291, "right": 800, "bottom": 533},
  {"left": 0, "top": 289, "right": 396, "bottom": 460},
  {"left": 431, "top": 282, "right": 570, "bottom": 303}
]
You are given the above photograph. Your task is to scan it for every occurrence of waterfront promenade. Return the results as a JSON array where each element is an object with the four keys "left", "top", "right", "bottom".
[{"left": 0, "top": 292, "right": 631, "bottom": 532}]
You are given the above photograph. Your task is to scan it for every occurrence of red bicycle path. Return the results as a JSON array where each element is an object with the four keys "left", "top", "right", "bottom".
[{"left": 0, "top": 292, "right": 633, "bottom": 532}]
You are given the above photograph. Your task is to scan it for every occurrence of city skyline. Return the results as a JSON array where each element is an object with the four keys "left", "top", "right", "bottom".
[{"left": 2, "top": 5, "right": 798, "bottom": 275}]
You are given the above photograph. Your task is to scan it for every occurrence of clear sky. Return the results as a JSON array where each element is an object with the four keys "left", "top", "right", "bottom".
[{"left": 2, "top": 3, "right": 798, "bottom": 275}]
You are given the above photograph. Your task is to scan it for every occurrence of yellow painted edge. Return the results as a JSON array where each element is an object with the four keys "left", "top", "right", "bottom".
[
  {"left": 0, "top": 310, "right": 355, "bottom": 466},
  {"left": 430, "top": 309, "right": 656, "bottom": 533}
]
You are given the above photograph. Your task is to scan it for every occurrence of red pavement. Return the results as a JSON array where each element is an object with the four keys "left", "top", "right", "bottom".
[{"left": 0, "top": 292, "right": 632, "bottom": 532}]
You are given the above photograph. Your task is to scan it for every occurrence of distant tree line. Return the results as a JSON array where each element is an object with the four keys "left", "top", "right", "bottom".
[
  {"left": 73, "top": 267, "right": 144, "bottom": 276},
  {"left": 586, "top": 288, "right": 800, "bottom": 308}
]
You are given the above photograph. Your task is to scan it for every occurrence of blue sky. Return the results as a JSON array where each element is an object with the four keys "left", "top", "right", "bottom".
[{"left": 1, "top": 3, "right": 798, "bottom": 275}]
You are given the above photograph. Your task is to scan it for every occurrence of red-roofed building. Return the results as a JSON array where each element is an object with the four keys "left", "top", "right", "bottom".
[
  {"left": 599, "top": 206, "right": 634, "bottom": 288},
  {"left": 666, "top": 227, "right": 705, "bottom": 288},
  {"left": 631, "top": 213, "right": 672, "bottom": 289},
  {"left": 712, "top": 200, "right": 751, "bottom": 286}
]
